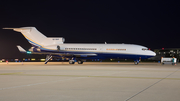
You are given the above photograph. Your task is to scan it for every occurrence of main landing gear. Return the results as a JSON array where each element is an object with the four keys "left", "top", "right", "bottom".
[
  {"left": 69, "top": 58, "right": 84, "bottom": 64},
  {"left": 69, "top": 57, "right": 75, "bottom": 64},
  {"left": 69, "top": 60, "right": 75, "bottom": 64},
  {"left": 77, "top": 60, "right": 83, "bottom": 64}
]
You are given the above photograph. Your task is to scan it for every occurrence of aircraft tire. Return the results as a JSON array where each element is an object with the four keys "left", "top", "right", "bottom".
[
  {"left": 78, "top": 60, "right": 83, "bottom": 64},
  {"left": 134, "top": 61, "right": 139, "bottom": 65},
  {"left": 69, "top": 60, "right": 75, "bottom": 64}
]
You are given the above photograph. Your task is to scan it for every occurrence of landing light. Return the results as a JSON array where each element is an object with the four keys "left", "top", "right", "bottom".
[
  {"left": 40, "top": 59, "right": 45, "bottom": 61},
  {"left": 31, "top": 58, "right": 36, "bottom": 61}
]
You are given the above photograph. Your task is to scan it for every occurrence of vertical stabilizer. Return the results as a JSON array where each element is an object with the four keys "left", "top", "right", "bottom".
[
  {"left": 3, "top": 27, "right": 47, "bottom": 47},
  {"left": 3, "top": 27, "right": 65, "bottom": 47}
]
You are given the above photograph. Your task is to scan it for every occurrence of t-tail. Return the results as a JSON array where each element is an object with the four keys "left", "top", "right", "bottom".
[{"left": 3, "top": 27, "right": 65, "bottom": 47}]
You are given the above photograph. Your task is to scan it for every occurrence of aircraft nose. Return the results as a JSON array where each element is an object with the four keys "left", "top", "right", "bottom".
[{"left": 150, "top": 51, "right": 156, "bottom": 56}]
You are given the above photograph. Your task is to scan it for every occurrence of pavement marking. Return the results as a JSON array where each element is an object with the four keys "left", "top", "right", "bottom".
[
  {"left": 0, "top": 77, "right": 86, "bottom": 91},
  {"left": 1, "top": 72, "right": 180, "bottom": 80},
  {"left": 0, "top": 72, "right": 23, "bottom": 75},
  {"left": 0, "top": 82, "right": 47, "bottom": 90},
  {"left": 124, "top": 68, "right": 180, "bottom": 101},
  {"left": 0, "top": 71, "right": 115, "bottom": 91}
]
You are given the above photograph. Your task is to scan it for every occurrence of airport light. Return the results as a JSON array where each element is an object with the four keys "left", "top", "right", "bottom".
[
  {"left": 15, "top": 59, "right": 19, "bottom": 62},
  {"left": 40, "top": 59, "right": 45, "bottom": 61},
  {"left": 31, "top": 58, "right": 36, "bottom": 61}
]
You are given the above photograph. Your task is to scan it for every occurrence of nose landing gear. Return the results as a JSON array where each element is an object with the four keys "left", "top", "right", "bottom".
[{"left": 134, "top": 59, "right": 140, "bottom": 65}]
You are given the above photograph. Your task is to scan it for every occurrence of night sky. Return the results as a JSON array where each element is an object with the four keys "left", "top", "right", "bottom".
[{"left": 0, "top": 1, "right": 180, "bottom": 58}]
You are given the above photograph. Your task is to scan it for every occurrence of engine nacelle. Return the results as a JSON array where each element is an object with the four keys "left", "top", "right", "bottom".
[{"left": 29, "top": 47, "right": 41, "bottom": 52}]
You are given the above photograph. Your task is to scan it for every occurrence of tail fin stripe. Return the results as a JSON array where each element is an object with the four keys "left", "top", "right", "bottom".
[
  {"left": 27, "top": 39, "right": 42, "bottom": 47},
  {"left": 22, "top": 35, "right": 43, "bottom": 47}
]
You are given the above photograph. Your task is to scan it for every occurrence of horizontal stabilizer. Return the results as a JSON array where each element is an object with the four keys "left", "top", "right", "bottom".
[
  {"left": 17, "top": 45, "right": 26, "bottom": 53},
  {"left": 3, "top": 27, "right": 31, "bottom": 32},
  {"left": 3, "top": 28, "right": 16, "bottom": 29}
]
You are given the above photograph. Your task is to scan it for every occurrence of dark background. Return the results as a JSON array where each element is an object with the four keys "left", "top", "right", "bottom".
[{"left": 0, "top": 1, "right": 180, "bottom": 58}]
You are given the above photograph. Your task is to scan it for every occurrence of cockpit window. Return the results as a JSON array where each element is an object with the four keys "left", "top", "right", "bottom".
[{"left": 142, "top": 48, "right": 148, "bottom": 51}]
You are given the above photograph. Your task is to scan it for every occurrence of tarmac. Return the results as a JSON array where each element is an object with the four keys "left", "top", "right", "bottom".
[{"left": 0, "top": 62, "right": 180, "bottom": 101}]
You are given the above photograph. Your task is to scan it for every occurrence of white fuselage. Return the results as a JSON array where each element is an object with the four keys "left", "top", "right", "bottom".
[{"left": 38, "top": 43, "right": 156, "bottom": 59}]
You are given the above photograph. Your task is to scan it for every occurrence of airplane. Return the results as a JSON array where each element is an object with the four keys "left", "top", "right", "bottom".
[{"left": 3, "top": 27, "right": 156, "bottom": 65}]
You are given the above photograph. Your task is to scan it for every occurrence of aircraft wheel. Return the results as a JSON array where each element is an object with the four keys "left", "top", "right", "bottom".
[
  {"left": 69, "top": 60, "right": 75, "bottom": 64},
  {"left": 134, "top": 61, "right": 139, "bottom": 65},
  {"left": 78, "top": 60, "right": 83, "bottom": 64}
]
